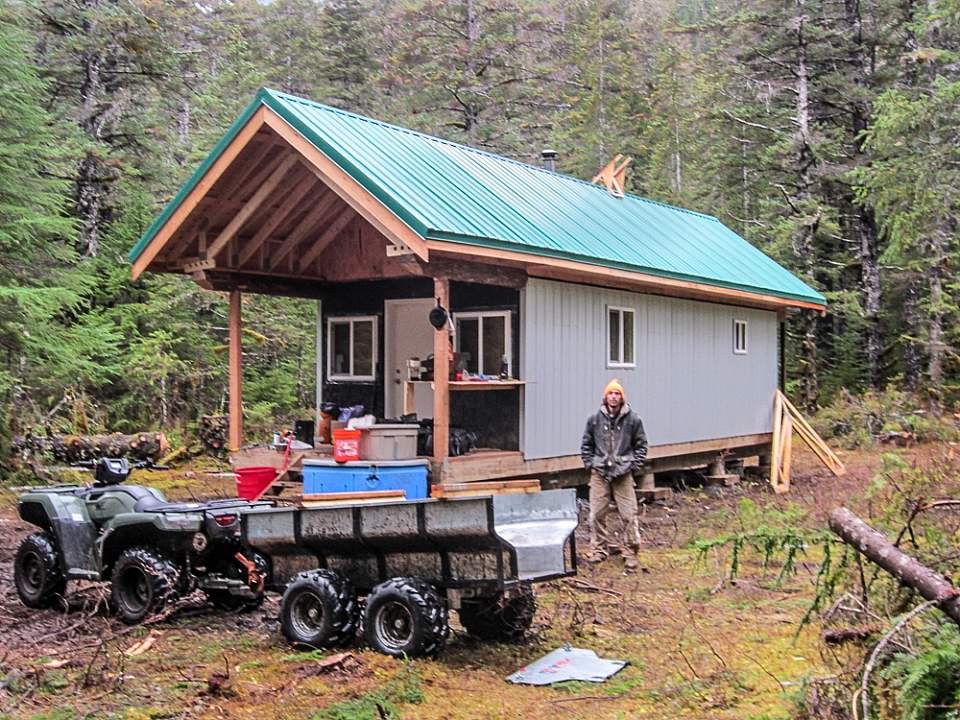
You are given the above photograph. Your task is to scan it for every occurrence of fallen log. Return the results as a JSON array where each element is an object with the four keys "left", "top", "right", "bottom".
[
  {"left": 11, "top": 432, "right": 169, "bottom": 463},
  {"left": 828, "top": 506, "right": 960, "bottom": 625}
]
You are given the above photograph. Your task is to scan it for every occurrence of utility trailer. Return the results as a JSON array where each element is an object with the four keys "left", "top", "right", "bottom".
[{"left": 243, "top": 488, "right": 578, "bottom": 656}]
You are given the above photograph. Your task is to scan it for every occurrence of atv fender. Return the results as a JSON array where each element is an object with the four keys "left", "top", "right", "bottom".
[
  {"left": 98, "top": 512, "right": 203, "bottom": 574},
  {"left": 17, "top": 492, "right": 99, "bottom": 580}
]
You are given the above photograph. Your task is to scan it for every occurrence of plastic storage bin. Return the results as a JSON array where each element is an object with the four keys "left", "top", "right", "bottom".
[
  {"left": 359, "top": 424, "right": 419, "bottom": 460},
  {"left": 301, "top": 459, "right": 429, "bottom": 500}
]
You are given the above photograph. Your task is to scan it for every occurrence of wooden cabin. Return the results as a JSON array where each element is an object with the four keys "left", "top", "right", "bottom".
[{"left": 129, "top": 89, "right": 826, "bottom": 489}]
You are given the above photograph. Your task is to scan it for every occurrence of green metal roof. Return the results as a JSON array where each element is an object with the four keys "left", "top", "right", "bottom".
[{"left": 131, "top": 88, "right": 825, "bottom": 307}]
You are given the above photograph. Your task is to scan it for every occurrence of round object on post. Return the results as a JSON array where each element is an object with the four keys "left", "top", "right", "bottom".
[{"left": 428, "top": 298, "right": 448, "bottom": 330}]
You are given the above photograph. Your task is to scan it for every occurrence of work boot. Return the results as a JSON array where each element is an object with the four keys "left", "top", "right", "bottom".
[
  {"left": 623, "top": 554, "right": 639, "bottom": 574},
  {"left": 586, "top": 550, "right": 608, "bottom": 564}
]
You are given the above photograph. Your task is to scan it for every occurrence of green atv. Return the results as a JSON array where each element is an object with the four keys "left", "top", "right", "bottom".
[{"left": 14, "top": 458, "right": 272, "bottom": 623}]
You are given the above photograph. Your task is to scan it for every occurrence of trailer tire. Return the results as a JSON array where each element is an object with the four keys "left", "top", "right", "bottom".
[
  {"left": 14, "top": 532, "right": 67, "bottom": 609},
  {"left": 364, "top": 577, "right": 449, "bottom": 657},
  {"left": 459, "top": 585, "right": 537, "bottom": 641},
  {"left": 280, "top": 570, "right": 359, "bottom": 649}
]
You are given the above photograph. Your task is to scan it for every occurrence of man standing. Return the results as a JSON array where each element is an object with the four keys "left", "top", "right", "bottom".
[{"left": 580, "top": 379, "right": 648, "bottom": 572}]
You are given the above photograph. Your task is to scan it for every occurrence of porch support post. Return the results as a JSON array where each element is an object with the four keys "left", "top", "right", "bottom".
[
  {"left": 432, "top": 277, "right": 450, "bottom": 465},
  {"left": 228, "top": 289, "right": 244, "bottom": 451}
]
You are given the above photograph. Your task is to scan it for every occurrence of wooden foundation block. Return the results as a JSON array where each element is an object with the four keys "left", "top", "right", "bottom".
[
  {"left": 638, "top": 487, "right": 671, "bottom": 503},
  {"left": 704, "top": 474, "right": 740, "bottom": 487}
]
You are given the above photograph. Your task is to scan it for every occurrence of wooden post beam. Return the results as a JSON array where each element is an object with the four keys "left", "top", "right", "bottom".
[
  {"left": 206, "top": 154, "right": 300, "bottom": 261},
  {"left": 432, "top": 278, "right": 450, "bottom": 464},
  {"left": 228, "top": 289, "right": 244, "bottom": 451}
]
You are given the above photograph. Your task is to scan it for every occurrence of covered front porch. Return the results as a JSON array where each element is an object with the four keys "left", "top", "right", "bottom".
[{"left": 130, "top": 102, "right": 529, "bottom": 482}]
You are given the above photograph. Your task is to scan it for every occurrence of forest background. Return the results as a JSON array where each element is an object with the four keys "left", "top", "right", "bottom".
[{"left": 1, "top": 0, "right": 958, "bottom": 461}]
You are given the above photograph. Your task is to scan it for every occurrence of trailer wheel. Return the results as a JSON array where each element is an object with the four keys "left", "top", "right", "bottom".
[
  {"left": 14, "top": 532, "right": 67, "bottom": 609},
  {"left": 364, "top": 577, "right": 449, "bottom": 657},
  {"left": 280, "top": 570, "right": 359, "bottom": 649},
  {"left": 459, "top": 585, "right": 537, "bottom": 641},
  {"left": 111, "top": 547, "right": 181, "bottom": 625}
]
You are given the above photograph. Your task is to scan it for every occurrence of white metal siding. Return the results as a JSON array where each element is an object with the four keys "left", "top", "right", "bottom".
[{"left": 521, "top": 278, "right": 778, "bottom": 459}]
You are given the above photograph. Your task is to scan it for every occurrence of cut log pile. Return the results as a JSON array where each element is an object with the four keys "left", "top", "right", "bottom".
[
  {"left": 11, "top": 432, "right": 169, "bottom": 463},
  {"left": 199, "top": 414, "right": 229, "bottom": 455}
]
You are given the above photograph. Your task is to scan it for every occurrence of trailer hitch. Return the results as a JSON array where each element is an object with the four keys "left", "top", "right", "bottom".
[{"left": 234, "top": 551, "right": 264, "bottom": 594}]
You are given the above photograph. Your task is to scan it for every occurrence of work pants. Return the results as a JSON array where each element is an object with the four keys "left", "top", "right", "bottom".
[{"left": 589, "top": 470, "right": 641, "bottom": 556}]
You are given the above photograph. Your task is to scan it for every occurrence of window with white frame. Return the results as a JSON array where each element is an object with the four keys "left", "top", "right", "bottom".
[
  {"left": 328, "top": 316, "right": 377, "bottom": 380},
  {"left": 607, "top": 306, "right": 635, "bottom": 367},
  {"left": 733, "top": 319, "right": 748, "bottom": 355},
  {"left": 454, "top": 311, "right": 511, "bottom": 376}
]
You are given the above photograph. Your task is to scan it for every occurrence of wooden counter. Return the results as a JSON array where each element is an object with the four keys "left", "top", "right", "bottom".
[{"left": 403, "top": 379, "right": 525, "bottom": 414}]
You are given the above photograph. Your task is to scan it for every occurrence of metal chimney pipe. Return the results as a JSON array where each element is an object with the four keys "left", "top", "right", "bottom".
[{"left": 540, "top": 149, "right": 557, "bottom": 172}]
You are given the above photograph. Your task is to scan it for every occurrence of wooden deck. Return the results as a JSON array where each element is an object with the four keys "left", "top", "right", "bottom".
[{"left": 438, "top": 432, "right": 773, "bottom": 484}]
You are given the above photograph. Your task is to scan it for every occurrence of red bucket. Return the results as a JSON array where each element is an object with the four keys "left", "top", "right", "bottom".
[
  {"left": 235, "top": 466, "right": 277, "bottom": 500},
  {"left": 333, "top": 428, "right": 361, "bottom": 463}
]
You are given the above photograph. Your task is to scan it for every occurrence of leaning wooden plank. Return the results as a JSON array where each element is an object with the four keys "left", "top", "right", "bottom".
[
  {"left": 770, "top": 390, "right": 782, "bottom": 490},
  {"left": 778, "top": 392, "right": 846, "bottom": 475},
  {"left": 777, "top": 414, "right": 793, "bottom": 494},
  {"left": 791, "top": 415, "right": 845, "bottom": 475}
]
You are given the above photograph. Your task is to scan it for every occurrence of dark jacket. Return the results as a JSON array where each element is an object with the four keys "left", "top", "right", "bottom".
[{"left": 581, "top": 403, "right": 648, "bottom": 480}]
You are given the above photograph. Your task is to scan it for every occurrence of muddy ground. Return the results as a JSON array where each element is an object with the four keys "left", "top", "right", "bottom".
[{"left": 0, "top": 444, "right": 926, "bottom": 719}]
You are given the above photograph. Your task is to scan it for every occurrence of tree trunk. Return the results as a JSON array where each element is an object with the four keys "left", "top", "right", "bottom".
[
  {"left": 76, "top": 0, "right": 107, "bottom": 258},
  {"left": 829, "top": 507, "right": 960, "bottom": 625},
  {"left": 792, "top": 0, "right": 820, "bottom": 410},
  {"left": 11, "top": 432, "right": 170, "bottom": 464}
]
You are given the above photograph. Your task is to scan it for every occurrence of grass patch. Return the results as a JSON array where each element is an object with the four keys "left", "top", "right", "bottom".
[{"left": 312, "top": 663, "right": 423, "bottom": 720}]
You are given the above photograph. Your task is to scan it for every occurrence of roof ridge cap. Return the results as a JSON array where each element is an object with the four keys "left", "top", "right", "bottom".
[{"left": 262, "top": 88, "right": 721, "bottom": 224}]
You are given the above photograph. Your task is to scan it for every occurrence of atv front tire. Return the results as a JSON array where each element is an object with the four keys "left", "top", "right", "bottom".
[
  {"left": 111, "top": 547, "right": 180, "bottom": 624},
  {"left": 364, "top": 577, "right": 449, "bottom": 657},
  {"left": 458, "top": 585, "right": 536, "bottom": 641},
  {"left": 14, "top": 532, "right": 67, "bottom": 608}
]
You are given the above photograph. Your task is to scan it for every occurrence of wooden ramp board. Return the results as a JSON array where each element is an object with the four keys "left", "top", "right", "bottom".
[
  {"left": 430, "top": 479, "right": 541, "bottom": 498},
  {"left": 301, "top": 489, "right": 406, "bottom": 506}
]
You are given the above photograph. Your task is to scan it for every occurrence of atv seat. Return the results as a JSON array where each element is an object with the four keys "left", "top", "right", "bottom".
[{"left": 132, "top": 494, "right": 173, "bottom": 512}]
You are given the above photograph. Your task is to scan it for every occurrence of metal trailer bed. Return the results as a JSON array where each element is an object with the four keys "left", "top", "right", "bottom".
[{"left": 241, "top": 488, "right": 578, "bottom": 656}]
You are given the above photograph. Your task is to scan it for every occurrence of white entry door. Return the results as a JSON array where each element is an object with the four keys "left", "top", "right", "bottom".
[{"left": 384, "top": 298, "right": 435, "bottom": 419}]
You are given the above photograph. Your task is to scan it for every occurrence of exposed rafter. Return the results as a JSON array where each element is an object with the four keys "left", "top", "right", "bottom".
[
  {"left": 237, "top": 169, "right": 316, "bottom": 267},
  {"left": 268, "top": 190, "right": 341, "bottom": 270},
  {"left": 205, "top": 154, "right": 300, "bottom": 261},
  {"left": 298, "top": 205, "right": 356, "bottom": 272}
]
